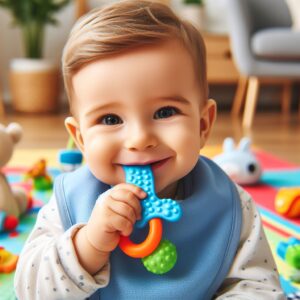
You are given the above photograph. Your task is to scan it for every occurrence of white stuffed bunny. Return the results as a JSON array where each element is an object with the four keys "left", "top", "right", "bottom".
[{"left": 213, "top": 137, "right": 262, "bottom": 185}]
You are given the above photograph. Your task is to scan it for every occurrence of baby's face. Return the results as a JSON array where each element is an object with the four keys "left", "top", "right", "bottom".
[{"left": 67, "top": 39, "right": 215, "bottom": 197}]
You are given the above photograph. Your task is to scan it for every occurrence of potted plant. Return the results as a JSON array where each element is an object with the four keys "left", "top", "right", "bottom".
[
  {"left": 181, "top": 0, "right": 205, "bottom": 30},
  {"left": 0, "top": 0, "right": 70, "bottom": 113}
]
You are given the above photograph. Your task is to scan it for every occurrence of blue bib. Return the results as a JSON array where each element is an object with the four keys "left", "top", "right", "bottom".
[{"left": 54, "top": 156, "right": 242, "bottom": 299}]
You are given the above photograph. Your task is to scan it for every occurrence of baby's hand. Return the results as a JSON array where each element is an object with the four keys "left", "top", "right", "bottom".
[{"left": 85, "top": 183, "right": 146, "bottom": 254}]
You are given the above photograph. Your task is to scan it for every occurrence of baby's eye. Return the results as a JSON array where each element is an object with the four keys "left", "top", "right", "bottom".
[
  {"left": 99, "top": 114, "right": 123, "bottom": 125},
  {"left": 154, "top": 107, "right": 179, "bottom": 119}
]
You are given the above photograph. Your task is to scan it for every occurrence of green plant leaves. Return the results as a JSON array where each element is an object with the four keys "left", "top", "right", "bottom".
[
  {"left": 0, "top": 0, "right": 70, "bottom": 26},
  {"left": 183, "top": 0, "right": 204, "bottom": 5},
  {"left": 0, "top": 0, "right": 71, "bottom": 58}
]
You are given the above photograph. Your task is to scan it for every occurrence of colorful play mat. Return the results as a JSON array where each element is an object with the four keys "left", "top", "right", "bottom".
[
  {"left": 243, "top": 151, "right": 300, "bottom": 296},
  {"left": 0, "top": 147, "right": 299, "bottom": 299}
]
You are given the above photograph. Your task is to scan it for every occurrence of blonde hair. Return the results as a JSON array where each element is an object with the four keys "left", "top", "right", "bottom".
[{"left": 62, "top": 0, "right": 208, "bottom": 113}]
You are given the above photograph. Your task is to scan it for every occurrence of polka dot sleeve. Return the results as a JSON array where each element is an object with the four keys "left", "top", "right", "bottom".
[
  {"left": 14, "top": 195, "right": 110, "bottom": 300},
  {"left": 214, "top": 185, "right": 286, "bottom": 300}
]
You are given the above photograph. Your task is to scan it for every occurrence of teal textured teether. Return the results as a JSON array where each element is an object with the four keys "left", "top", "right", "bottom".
[
  {"left": 121, "top": 164, "right": 182, "bottom": 274},
  {"left": 123, "top": 165, "right": 182, "bottom": 228}
]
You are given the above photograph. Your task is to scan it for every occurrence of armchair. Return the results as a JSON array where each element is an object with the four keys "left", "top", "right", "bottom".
[{"left": 227, "top": 0, "right": 300, "bottom": 127}]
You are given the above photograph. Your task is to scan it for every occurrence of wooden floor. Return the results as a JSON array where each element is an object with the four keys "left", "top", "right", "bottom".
[{"left": 0, "top": 111, "right": 299, "bottom": 165}]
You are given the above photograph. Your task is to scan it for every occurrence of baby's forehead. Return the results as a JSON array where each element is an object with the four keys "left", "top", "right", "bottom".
[
  {"left": 69, "top": 39, "right": 204, "bottom": 113},
  {"left": 73, "top": 39, "right": 196, "bottom": 85}
]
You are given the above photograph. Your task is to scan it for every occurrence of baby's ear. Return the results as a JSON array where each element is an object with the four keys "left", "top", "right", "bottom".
[
  {"left": 65, "top": 117, "right": 84, "bottom": 152},
  {"left": 199, "top": 99, "right": 217, "bottom": 148}
]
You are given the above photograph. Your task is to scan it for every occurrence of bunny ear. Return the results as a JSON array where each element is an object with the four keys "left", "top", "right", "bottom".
[
  {"left": 223, "top": 137, "right": 235, "bottom": 152},
  {"left": 238, "top": 137, "right": 251, "bottom": 152}
]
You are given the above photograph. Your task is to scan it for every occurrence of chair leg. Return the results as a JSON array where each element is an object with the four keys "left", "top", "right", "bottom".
[
  {"left": 0, "top": 84, "right": 5, "bottom": 116},
  {"left": 281, "top": 81, "right": 292, "bottom": 115},
  {"left": 298, "top": 91, "right": 300, "bottom": 117},
  {"left": 231, "top": 75, "right": 248, "bottom": 116},
  {"left": 242, "top": 76, "right": 260, "bottom": 128},
  {"left": 76, "top": 0, "right": 87, "bottom": 19}
]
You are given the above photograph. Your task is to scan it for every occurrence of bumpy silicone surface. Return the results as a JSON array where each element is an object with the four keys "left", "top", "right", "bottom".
[
  {"left": 142, "top": 239, "right": 177, "bottom": 274},
  {"left": 123, "top": 165, "right": 182, "bottom": 228}
]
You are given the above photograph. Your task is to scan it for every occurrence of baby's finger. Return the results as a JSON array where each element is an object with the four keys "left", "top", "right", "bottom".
[
  {"left": 110, "top": 189, "right": 142, "bottom": 219},
  {"left": 109, "top": 198, "right": 137, "bottom": 224},
  {"left": 109, "top": 213, "right": 133, "bottom": 237},
  {"left": 113, "top": 183, "right": 147, "bottom": 199}
]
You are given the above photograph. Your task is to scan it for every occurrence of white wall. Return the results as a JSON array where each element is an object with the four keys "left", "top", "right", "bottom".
[{"left": 0, "top": 0, "right": 229, "bottom": 104}]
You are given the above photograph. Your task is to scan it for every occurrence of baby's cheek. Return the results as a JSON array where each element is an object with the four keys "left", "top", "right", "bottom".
[
  {"left": 86, "top": 146, "right": 123, "bottom": 185},
  {"left": 171, "top": 128, "right": 200, "bottom": 157}
]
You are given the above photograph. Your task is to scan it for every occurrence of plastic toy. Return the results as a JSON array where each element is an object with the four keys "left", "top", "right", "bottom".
[
  {"left": 275, "top": 188, "right": 300, "bottom": 218},
  {"left": 58, "top": 149, "right": 83, "bottom": 172},
  {"left": 58, "top": 137, "right": 83, "bottom": 172},
  {"left": 0, "top": 122, "right": 31, "bottom": 220},
  {"left": 0, "top": 211, "right": 19, "bottom": 232},
  {"left": 277, "top": 238, "right": 300, "bottom": 282},
  {"left": 142, "top": 239, "right": 177, "bottom": 275},
  {"left": 25, "top": 159, "right": 53, "bottom": 190},
  {"left": 213, "top": 137, "right": 262, "bottom": 185},
  {"left": 119, "top": 165, "right": 182, "bottom": 274},
  {"left": 0, "top": 246, "right": 18, "bottom": 273}
]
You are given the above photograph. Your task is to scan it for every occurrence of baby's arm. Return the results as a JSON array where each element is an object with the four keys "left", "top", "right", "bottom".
[
  {"left": 14, "top": 195, "right": 109, "bottom": 299},
  {"left": 14, "top": 183, "right": 145, "bottom": 299},
  {"left": 214, "top": 186, "right": 285, "bottom": 300},
  {"left": 73, "top": 183, "right": 145, "bottom": 274}
]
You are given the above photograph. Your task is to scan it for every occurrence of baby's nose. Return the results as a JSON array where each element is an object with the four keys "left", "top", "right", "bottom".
[{"left": 124, "top": 125, "right": 158, "bottom": 151}]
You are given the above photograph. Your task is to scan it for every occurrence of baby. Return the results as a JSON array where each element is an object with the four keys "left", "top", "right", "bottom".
[{"left": 14, "top": 1, "right": 285, "bottom": 299}]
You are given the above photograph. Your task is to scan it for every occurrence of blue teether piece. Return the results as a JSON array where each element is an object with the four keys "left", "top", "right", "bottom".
[{"left": 123, "top": 165, "right": 182, "bottom": 228}]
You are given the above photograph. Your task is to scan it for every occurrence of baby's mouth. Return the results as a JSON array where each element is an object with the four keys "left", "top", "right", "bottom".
[
  {"left": 120, "top": 157, "right": 170, "bottom": 169},
  {"left": 150, "top": 157, "right": 170, "bottom": 170}
]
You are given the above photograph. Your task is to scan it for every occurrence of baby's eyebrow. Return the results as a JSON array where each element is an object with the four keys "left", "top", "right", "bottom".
[
  {"left": 158, "top": 95, "right": 190, "bottom": 105},
  {"left": 85, "top": 101, "right": 120, "bottom": 118}
]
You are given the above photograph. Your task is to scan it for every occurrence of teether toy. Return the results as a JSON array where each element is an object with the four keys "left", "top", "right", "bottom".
[
  {"left": 119, "top": 165, "right": 182, "bottom": 274},
  {"left": 142, "top": 239, "right": 177, "bottom": 275}
]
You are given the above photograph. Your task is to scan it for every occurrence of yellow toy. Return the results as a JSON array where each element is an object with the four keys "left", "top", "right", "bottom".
[
  {"left": 0, "top": 247, "right": 18, "bottom": 273},
  {"left": 275, "top": 188, "right": 300, "bottom": 218},
  {"left": 25, "top": 159, "right": 53, "bottom": 191}
]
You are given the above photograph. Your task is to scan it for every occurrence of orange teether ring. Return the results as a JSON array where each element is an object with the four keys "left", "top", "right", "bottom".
[{"left": 119, "top": 218, "right": 163, "bottom": 258}]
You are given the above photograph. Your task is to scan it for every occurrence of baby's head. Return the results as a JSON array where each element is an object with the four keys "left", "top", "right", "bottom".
[
  {"left": 63, "top": 0, "right": 209, "bottom": 111},
  {"left": 62, "top": 0, "right": 216, "bottom": 197}
]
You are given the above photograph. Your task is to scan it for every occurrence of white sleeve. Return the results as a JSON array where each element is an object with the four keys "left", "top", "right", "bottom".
[
  {"left": 214, "top": 185, "right": 286, "bottom": 300},
  {"left": 14, "top": 194, "right": 110, "bottom": 300}
]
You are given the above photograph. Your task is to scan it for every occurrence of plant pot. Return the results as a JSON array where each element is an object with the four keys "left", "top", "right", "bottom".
[
  {"left": 180, "top": 5, "right": 205, "bottom": 30},
  {"left": 9, "top": 59, "right": 60, "bottom": 113}
]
